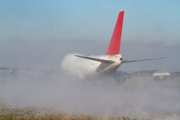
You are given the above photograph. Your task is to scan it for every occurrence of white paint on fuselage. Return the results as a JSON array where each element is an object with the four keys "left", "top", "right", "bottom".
[{"left": 61, "top": 54, "right": 122, "bottom": 78}]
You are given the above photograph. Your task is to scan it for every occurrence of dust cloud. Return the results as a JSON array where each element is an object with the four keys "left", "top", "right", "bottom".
[
  {"left": 0, "top": 71, "right": 180, "bottom": 119},
  {"left": 0, "top": 40, "right": 180, "bottom": 119}
]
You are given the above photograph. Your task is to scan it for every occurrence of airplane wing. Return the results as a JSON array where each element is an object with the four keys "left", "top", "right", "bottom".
[
  {"left": 0, "top": 66, "right": 73, "bottom": 80},
  {"left": 0, "top": 67, "right": 57, "bottom": 75},
  {"left": 122, "top": 57, "right": 166, "bottom": 63},
  {"left": 75, "top": 55, "right": 115, "bottom": 64},
  {"left": 0, "top": 67, "right": 9, "bottom": 70}
]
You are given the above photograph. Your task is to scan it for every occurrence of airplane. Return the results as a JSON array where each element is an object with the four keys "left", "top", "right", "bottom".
[
  {"left": 0, "top": 11, "right": 165, "bottom": 79},
  {"left": 61, "top": 11, "right": 164, "bottom": 79}
]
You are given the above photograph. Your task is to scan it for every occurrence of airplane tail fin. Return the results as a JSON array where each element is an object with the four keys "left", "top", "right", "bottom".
[{"left": 106, "top": 11, "right": 124, "bottom": 55}]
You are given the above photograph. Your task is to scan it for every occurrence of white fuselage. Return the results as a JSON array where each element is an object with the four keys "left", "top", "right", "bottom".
[{"left": 61, "top": 54, "right": 122, "bottom": 78}]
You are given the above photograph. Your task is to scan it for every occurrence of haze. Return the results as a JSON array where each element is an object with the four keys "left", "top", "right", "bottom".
[
  {"left": 0, "top": 1, "right": 180, "bottom": 119},
  {"left": 0, "top": 0, "right": 180, "bottom": 71}
]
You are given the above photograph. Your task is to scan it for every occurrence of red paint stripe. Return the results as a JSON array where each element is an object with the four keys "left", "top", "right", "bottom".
[{"left": 106, "top": 11, "right": 124, "bottom": 55}]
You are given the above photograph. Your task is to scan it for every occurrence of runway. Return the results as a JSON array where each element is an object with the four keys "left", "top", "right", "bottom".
[{"left": 0, "top": 70, "right": 180, "bottom": 120}]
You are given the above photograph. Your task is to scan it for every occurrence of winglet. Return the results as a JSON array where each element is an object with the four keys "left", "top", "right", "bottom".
[{"left": 106, "top": 11, "right": 124, "bottom": 55}]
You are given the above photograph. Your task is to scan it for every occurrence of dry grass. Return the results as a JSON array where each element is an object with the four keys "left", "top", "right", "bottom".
[{"left": 0, "top": 107, "right": 151, "bottom": 120}]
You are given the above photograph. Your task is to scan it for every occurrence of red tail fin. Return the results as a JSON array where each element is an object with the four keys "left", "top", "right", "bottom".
[{"left": 106, "top": 11, "right": 124, "bottom": 55}]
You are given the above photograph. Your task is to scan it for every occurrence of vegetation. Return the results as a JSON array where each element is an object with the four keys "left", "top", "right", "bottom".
[{"left": 0, "top": 107, "right": 151, "bottom": 120}]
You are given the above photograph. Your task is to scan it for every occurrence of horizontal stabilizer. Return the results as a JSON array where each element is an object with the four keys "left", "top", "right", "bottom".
[
  {"left": 75, "top": 55, "right": 115, "bottom": 64},
  {"left": 122, "top": 57, "right": 166, "bottom": 63}
]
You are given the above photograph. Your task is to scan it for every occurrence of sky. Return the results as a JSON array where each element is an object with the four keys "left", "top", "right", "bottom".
[
  {"left": 0, "top": 0, "right": 180, "bottom": 71},
  {"left": 1, "top": 0, "right": 180, "bottom": 41}
]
